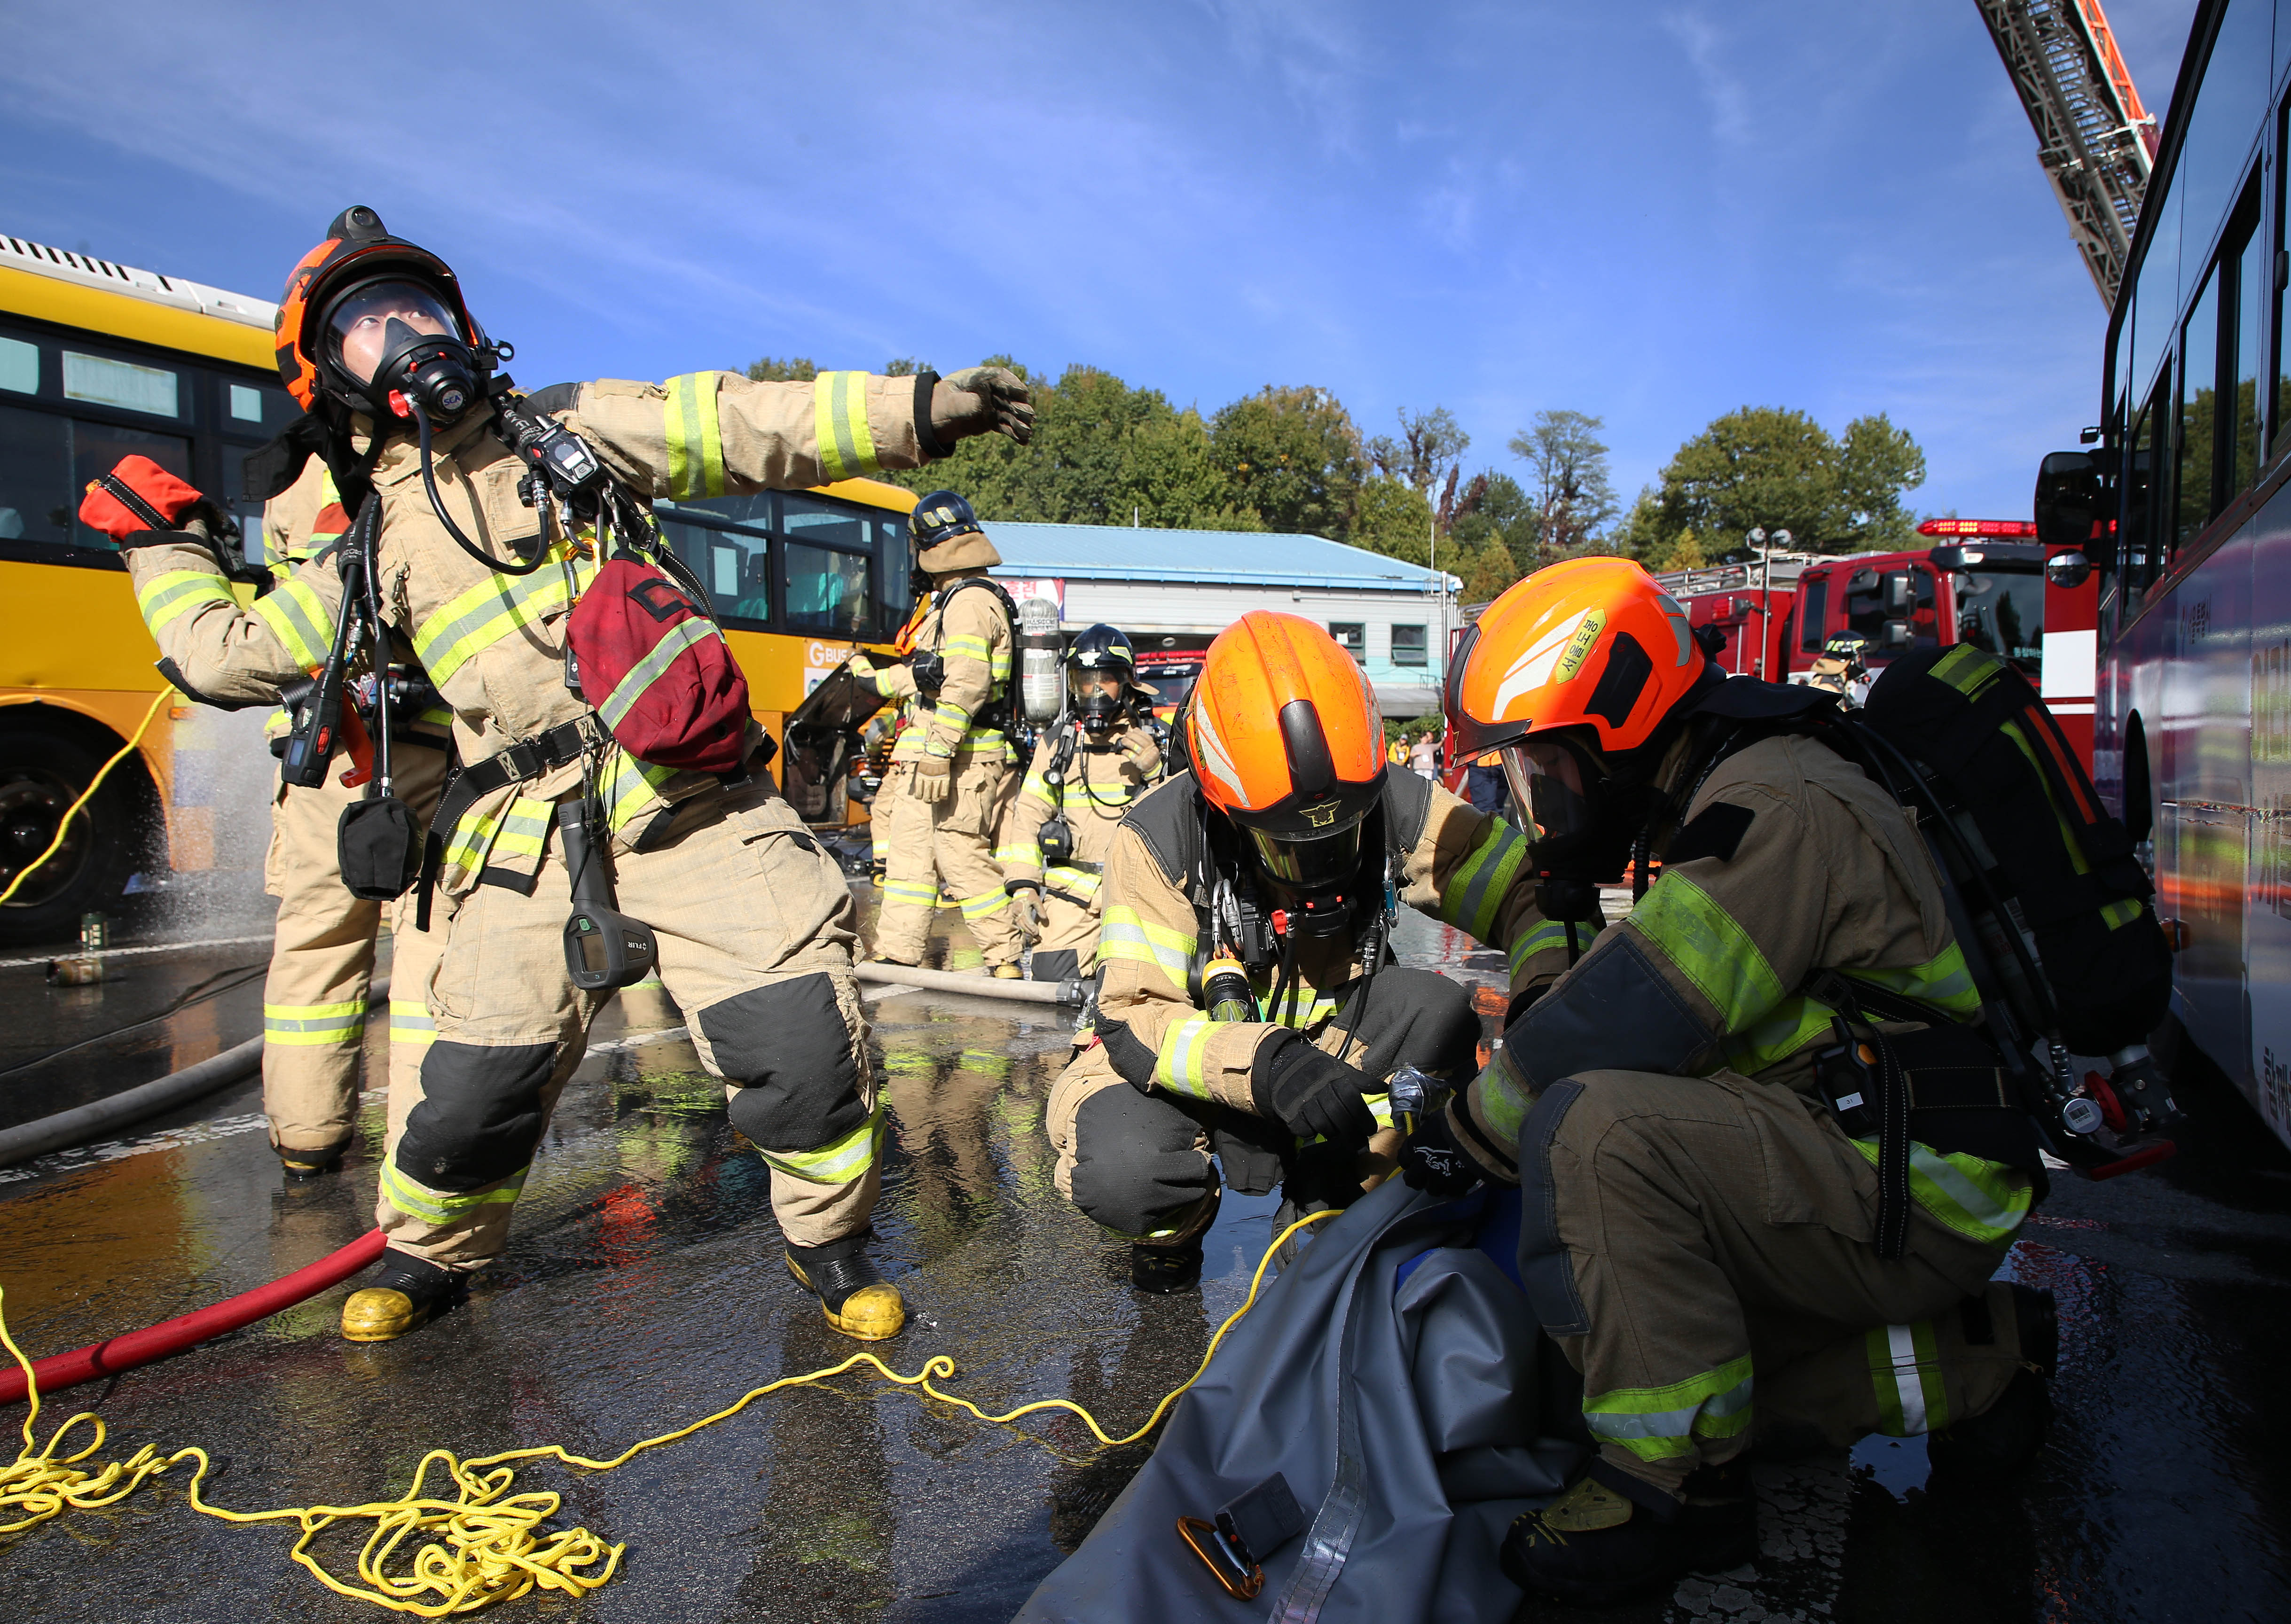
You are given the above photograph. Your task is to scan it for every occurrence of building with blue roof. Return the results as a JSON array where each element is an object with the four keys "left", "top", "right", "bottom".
[{"left": 980, "top": 521, "right": 1459, "bottom": 716}]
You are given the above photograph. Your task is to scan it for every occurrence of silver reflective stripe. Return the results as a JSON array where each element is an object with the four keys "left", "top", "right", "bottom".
[
  {"left": 598, "top": 618, "right": 717, "bottom": 730},
  {"left": 1886, "top": 1323, "right": 1927, "bottom": 1433}
]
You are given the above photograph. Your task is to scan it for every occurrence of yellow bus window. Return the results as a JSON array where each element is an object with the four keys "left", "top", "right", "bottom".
[
  {"left": 0, "top": 336, "right": 33, "bottom": 396},
  {"left": 228, "top": 383, "right": 263, "bottom": 422},
  {"left": 0, "top": 402, "right": 70, "bottom": 544},
  {"left": 63, "top": 351, "right": 178, "bottom": 418},
  {"left": 786, "top": 541, "right": 870, "bottom": 636}
]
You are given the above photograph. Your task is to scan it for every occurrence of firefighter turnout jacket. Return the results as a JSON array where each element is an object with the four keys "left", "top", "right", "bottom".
[
  {"left": 871, "top": 575, "right": 1014, "bottom": 766},
  {"left": 998, "top": 716, "right": 1162, "bottom": 928}
]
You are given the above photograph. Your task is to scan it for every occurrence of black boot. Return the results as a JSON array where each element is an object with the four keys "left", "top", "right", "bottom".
[
  {"left": 786, "top": 1235, "right": 905, "bottom": 1340},
  {"left": 1129, "top": 1241, "right": 1203, "bottom": 1294},
  {"left": 1501, "top": 1457, "right": 1755, "bottom": 1605},
  {"left": 339, "top": 1252, "right": 463, "bottom": 1343},
  {"left": 1930, "top": 1284, "right": 2056, "bottom": 1481}
]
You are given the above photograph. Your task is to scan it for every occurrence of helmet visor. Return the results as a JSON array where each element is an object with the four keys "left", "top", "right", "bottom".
[
  {"left": 327, "top": 279, "right": 461, "bottom": 385},
  {"left": 1247, "top": 823, "right": 1363, "bottom": 891},
  {"left": 1500, "top": 736, "right": 1595, "bottom": 843}
]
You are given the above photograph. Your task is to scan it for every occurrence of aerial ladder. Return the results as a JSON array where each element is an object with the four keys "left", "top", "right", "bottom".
[{"left": 1974, "top": 0, "right": 2159, "bottom": 304}]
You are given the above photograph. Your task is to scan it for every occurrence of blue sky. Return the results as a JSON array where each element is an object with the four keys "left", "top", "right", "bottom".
[{"left": 0, "top": 0, "right": 2199, "bottom": 528}]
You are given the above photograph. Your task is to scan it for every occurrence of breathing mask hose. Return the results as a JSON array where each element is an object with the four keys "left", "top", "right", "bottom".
[{"left": 408, "top": 395, "right": 550, "bottom": 576}]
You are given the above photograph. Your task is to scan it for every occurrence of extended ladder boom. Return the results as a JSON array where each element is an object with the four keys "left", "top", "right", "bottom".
[{"left": 1974, "top": 0, "right": 2157, "bottom": 304}]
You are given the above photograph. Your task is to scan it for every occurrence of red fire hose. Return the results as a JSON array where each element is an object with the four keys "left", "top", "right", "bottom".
[{"left": 0, "top": 1229, "right": 385, "bottom": 1405}]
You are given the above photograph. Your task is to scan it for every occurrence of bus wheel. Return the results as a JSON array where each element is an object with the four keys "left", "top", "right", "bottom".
[{"left": 0, "top": 723, "right": 143, "bottom": 948}]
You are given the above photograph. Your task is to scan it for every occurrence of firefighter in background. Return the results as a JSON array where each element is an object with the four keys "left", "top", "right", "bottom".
[
  {"left": 998, "top": 624, "right": 1163, "bottom": 984},
  {"left": 1404, "top": 559, "right": 2050, "bottom": 1603},
  {"left": 255, "top": 464, "right": 452, "bottom": 1178},
  {"left": 856, "top": 491, "right": 1027, "bottom": 977},
  {"left": 1047, "top": 612, "right": 1564, "bottom": 1293},
  {"left": 1807, "top": 630, "right": 1872, "bottom": 706},
  {"left": 119, "top": 206, "right": 1033, "bottom": 1345}
]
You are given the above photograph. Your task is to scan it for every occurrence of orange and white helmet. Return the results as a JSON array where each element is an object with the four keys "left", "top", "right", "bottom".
[
  {"left": 1447, "top": 559, "right": 1713, "bottom": 853},
  {"left": 1189, "top": 611, "right": 1385, "bottom": 902}
]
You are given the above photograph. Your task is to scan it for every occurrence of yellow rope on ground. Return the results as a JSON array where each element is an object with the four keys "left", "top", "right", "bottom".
[
  {"left": 0, "top": 1209, "right": 1342, "bottom": 1615},
  {"left": 0, "top": 687, "right": 172, "bottom": 908}
]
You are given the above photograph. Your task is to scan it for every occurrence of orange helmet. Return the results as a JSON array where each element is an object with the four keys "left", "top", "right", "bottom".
[
  {"left": 1189, "top": 612, "right": 1385, "bottom": 906},
  {"left": 1447, "top": 557, "right": 1705, "bottom": 760},
  {"left": 275, "top": 205, "right": 484, "bottom": 421}
]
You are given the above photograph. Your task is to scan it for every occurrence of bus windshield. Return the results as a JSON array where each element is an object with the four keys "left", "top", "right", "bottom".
[{"left": 1954, "top": 566, "right": 2044, "bottom": 673}]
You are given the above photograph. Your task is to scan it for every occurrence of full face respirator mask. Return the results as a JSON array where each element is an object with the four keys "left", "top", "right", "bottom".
[{"left": 326, "top": 278, "right": 482, "bottom": 428}]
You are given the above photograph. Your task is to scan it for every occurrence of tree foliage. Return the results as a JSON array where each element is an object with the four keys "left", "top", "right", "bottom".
[
  {"left": 1643, "top": 406, "right": 1925, "bottom": 559},
  {"left": 1209, "top": 386, "right": 1364, "bottom": 538},
  {"left": 1509, "top": 410, "right": 1619, "bottom": 563}
]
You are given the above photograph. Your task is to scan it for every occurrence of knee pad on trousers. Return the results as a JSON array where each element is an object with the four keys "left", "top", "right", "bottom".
[
  {"left": 696, "top": 971, "right": 865, "bottom": 1152},
  {"left": 1030, "top": 947, "right": 1080, "bottom": 984},
  {"left": 395, "top": 1040, "right": 557, "bottom": 1191},
  {"left": 1068, "top": 1084, "right": 1215, "bottom": 1237},
  {"left": 1332, "top": 966, "right": 1481, "bottom": 1080}
]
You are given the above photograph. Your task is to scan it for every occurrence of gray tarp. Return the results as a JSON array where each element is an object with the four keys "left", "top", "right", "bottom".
[{"left": 1015, "top": 1178, "right": 1584, "bottom": 1624}]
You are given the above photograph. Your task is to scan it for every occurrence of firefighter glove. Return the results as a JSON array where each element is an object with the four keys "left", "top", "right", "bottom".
[
  {"left": 910, "top": 753, "right": 953, "bottom": 804},
  {"left": 1252, "top": 1033, "right": 1378, "bottom": 1146},
  {"left": 1008, "top": 885, "right": 1044, "bottom": 943},
  {"left": 1399, "top": 1105, "right": 1483, "bottom": 1198},
  {"left": 932, "top": 367, "right": 1035, "bottom": 446}
]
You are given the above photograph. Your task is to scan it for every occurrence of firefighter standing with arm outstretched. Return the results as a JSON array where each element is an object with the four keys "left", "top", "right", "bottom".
[{"left": 114, "top": 206, "right": 1033, "bottom": 1345}]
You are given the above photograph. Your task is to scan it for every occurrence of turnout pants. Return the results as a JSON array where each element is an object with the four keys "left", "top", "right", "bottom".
[
  {"left": 871, "top": 754, "right": 1024, "bottom": 968},
  {"left": 1027, "top": 870, "right": 1102, "bottom": 984},
  {"left": 260, "top": 744, "right": 448, "bottom": 1159},
  {"left": 1521, "top": 1068, "right": 2031, "bottom": 1499},
  {"left": 377, "top": 781, "right": 879, "bottom": 1271},
  {"left": 1048, "top": 967, "right": 1481, "bottom": 1242}
]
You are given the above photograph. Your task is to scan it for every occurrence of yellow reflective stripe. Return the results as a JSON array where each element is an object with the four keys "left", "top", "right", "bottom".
[
  {"left": 663, "top": 372, "right": 727, "bottom": 499},
  {"left": 2000, "top": 719, "right": 2093, "bottom": 877},
  {"left": 881, "top": 879, "right": 941, "bottom": 910},
  {"left": 1153, "top": 1017, "right": 1219, "bottom": 1099},
  {"left": 380, "top": 1160, "right": 526, "bottom": 1224},
  {"left": 942, "top": 634, "right": 992, "bottom": 663},
  {"left": 1509, "top": 916, "right": 1596, "bottom": 977},
  {"left": 1722, "top": 994, "right": 1836, "bottom": 1075},
  {"left": 1849, "top": 1139, "right": 2032, "bottom": 1245},
  {"left": 2102, "top": 897, "right": 2143, "bottom": 929},
  {"left": 1932, "top": 643, "right": 2006, "bottom": 701},
  {"left": 1630, "top": 872, "right": 1782, "bottom": 1031},
  {"left": 599, "top": 617, "right": 718, "bottom": 730},
  {"left": 1440, "top": 817, "right": 1530, "bottom": 942},
  {"left": 598, "top": 748, "right": 679, "bottom": 833},
  {"left": 760, "top": 1104, "right": 882, "bottom": 1184},
  {"left": 929, "top": 700, "right": 973, "bottom": 736},
  {"left": 388, "top": 999, "right": 435, "bottom": 1044},
  {"left": 1584, "top": 1353, "right": 1755, "bottom": 1461},
  {"left": 995, "top": 837, "right": 1041, "bottom": 868},
  {"left": 1047, "top": 866, "right": 1101, "bottom": 900},
  {"left": 262, "top": 999, "right": 366, "bottom": 1046},
  {"left": 252, "top": 578, "right": 333, "bottom": 668},
  {"left": 813, "top": 370, "right": 879, "bottom": 482},
  {"left": 1848, "top": 943, "right": 1984, "bottom": 1020},
  {"left": 443, "top": 806, "right": 503, "bottom": 879},
  {"left": 491, "top": 796, "right": 555, "bottom": 862},
  {"left": 957, "top": 886, "right": 1010, "bottom": 921},
  {"left": 137, "top": 570, "right": 233, "bottom": 634},
  {"left": 1867, "top": 1320, "right": 1951, "bottom": 1436},
  {"left": 411, "top": 552, "right": 589, "bottom": 685},
  {"left": 1098, "top": 907, "right": 1194, "bottom": 984}
]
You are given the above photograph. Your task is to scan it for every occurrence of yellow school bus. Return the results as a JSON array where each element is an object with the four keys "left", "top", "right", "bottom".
[{"left": 0, "top": 231, "right": 905, "bottom": 944}]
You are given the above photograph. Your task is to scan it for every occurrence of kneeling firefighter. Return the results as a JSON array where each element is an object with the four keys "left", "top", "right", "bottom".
[
  {"left": 1404, "top": 558, "right": 2091, "bottom": 1603},
  {"left": 998, "top": 623, "right": 1164, "bottom": 983},
  {"left": 110, "top": 205, "right": 1034, "bottom": 1344},
  {"left": 856, "top": 491, "right": 1027, "bottom": 976},
  {"left": 1049, "top": 611, "right": 1563, "bottom": 1293}
]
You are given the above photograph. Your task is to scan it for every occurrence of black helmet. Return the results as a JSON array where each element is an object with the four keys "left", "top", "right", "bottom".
[
  {"left": 276, "top": 206, "right": 492, "bottom": 429},
  {"left": 911, "top": 490, "right": 982, "bottom": 552},
  {"left": 1067, "top": 623, "right": 1137, "bottom": 732}
]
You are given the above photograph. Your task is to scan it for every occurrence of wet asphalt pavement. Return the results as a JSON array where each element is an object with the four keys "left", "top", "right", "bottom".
[{"left": 0, "top": 890, "right": 2286, "bottom": 1624}]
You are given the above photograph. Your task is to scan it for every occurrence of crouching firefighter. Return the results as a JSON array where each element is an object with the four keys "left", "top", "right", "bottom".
[
  {"left": 1401, "top": 558, "right": 2062, "bottom": 1604},
  {"left": 1049, "top": 611, "right": 1561, "bottom": 1293},
  {"left": 998, "top": 623, "right": 1165, "bottom": 983},
  {"left": 855, "top": 490, "right": 1027, "bottom": 976},
  {"left": 111, "top": 205, "right": 1035, "bottom": 1344}
]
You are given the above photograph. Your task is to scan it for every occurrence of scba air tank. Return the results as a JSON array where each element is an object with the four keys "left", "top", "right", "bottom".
[{"left": 1018, "top": 597, "right": 1064, "bottom": 725}]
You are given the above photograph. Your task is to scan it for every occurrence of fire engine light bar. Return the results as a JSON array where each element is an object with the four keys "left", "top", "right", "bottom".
[{"left": 1916, "top": 518, "right": 2039, "bottom": 538}]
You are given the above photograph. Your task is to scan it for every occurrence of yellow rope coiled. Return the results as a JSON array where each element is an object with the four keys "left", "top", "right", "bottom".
[{"left": 0, "top": 1209, "right": 1340, "bottom": 1615}]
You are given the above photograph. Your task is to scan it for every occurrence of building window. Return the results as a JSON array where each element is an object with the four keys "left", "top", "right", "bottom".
[
  {"left": 1329, "top": 622, "right": 1365, "bottom": 663},
  {"left": 1391, "top": 624, "right": 1428, "bottom": 666}
]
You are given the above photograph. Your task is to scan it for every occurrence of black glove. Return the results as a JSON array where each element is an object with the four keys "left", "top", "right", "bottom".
[
  {"left": 1251, "top": 1034, "right": 1378, "bottom": 1146},
  {"left": 1399, "top": 1106, "right": 1483, "bottom": 1197}
]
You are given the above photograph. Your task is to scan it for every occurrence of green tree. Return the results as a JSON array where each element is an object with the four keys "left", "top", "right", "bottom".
[
  {"left": 743, "top": 355, "right": 817, "bottom": 382},
  {"left": 1448, "top": 470, "right": 1539, "bottom": 574},
  {"left": 1455, "top": 539, "right": 1523, "bottom": 604},
  {"left": 1508, "top": 409, "right": 1619, "bottom": 562},
  {"left": 1208, "top": 385, "right": 1364, "bottom": 538},
  {"left": 1349, "top": 475, "right": 1436, "bottom": 564},
  {"left": 1366, "top": 406, "right": 1470, "bottom": 495},
  {"left": 1651, "top": 406, "right": 1926, "bottom": 556}
]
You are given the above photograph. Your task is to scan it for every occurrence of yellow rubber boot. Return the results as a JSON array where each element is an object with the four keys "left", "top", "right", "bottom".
[
  {"left": 991, "top": 964, "right": 1023, "bottom": 980},
  {"left": 341, "top": 1253, "right": 463, "bottom": 1342},
  {"left": 785, "top": 1241, "right": 905, "bottom": 1341}
]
